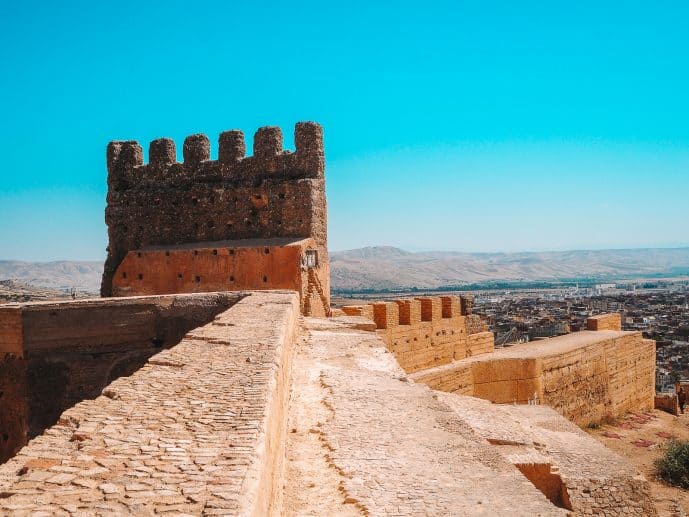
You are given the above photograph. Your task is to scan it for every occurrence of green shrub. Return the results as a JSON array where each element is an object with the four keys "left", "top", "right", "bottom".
[{"left": 656, "top": 440, "right": 689, "bottom": 488}]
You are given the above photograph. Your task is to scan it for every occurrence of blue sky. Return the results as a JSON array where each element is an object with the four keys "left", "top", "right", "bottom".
[{"left": 0, "top": 1, "right": 687, "bottom": 260}]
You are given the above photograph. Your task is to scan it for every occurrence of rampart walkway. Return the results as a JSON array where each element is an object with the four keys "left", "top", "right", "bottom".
[{"left": 0, "top": 291, "right": 299, "bottom": 515}]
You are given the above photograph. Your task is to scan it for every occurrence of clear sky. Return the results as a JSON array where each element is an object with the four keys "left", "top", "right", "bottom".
[{"left": 1, "top": 1, "right": 687, "bottom": 261}]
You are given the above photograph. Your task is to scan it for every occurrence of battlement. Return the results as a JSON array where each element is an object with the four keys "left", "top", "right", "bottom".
[
  {"left": 343, "top": 295, "right": 475, "bottom": 329},
  {"left": 106, "top": 122, "right": 324, "bottom": 190},
  {"left": 343, "top": 295, "right": 493, "bottom": 372},
  {"left": 586, "top": 313, "right": 622, "bottom": 331}
]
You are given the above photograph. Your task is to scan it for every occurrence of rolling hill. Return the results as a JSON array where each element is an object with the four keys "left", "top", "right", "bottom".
[
  {"left": 2, "top": 247, "right": 689, "bottom": 295},
  {"left": 329, "top": 246, "right": 689, "bottom": 291}
]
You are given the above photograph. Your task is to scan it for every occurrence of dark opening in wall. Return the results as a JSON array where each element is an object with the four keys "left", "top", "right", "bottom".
[
  {"left": 229, "top": 276, "right": 234, "bottom": 282},
  {"left": 165, "top": 251, "right": 170, "bottom": 257},
  {"left": 137, "top": 252, "right": 142, "bottom": 258},
  {"left": 229, "top": 249, "right": 235, "bottom": 255},
  {"left": 195, "top": 276, "right": 201, "bottom": 283},
  {"left": 263, "top": 276, "right": 268, "bottom": 283},
  {"left": 178, "top": 274, "right": 183, "bottom": 280},
  {"left": 515, "top": 463, "right": 572, "bottom": 511},
  {"left": 264, "top": 248, "right": 270, "bottom": 254},
  {"left": 122, "top": 272, "right": 127, "bottom": 279},
  {"left": 138, "top": 274, "right": 143, "bottom": 280},
  {"left": 213, "top": 249, "right": 217, "bottom": 255}
]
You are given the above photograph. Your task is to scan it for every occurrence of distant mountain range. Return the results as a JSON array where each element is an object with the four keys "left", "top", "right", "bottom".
[
  {"left": 0, "top": 261, "right": 103, "bottom": 293},
  {"left": 330, "top": 246, "right": 689, "bottom": 291},
  {"left": 2, "top": 247, "right": 689, "bottom": 295}
]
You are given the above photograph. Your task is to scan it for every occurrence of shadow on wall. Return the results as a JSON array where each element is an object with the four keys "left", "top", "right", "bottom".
[
  {"left": 516, "top": 463, "right": 573, "bottom": 511},
  {"left": 0, "top": 293, "right": 241, "bottom": 463}
]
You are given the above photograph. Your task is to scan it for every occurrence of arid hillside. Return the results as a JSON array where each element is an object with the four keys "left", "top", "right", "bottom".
[
  {"left": 330, "top": 246, "right": 689, "bottom": 291},
  {"left": 0, "top": 261, "right": 102, "bottom": 293}
]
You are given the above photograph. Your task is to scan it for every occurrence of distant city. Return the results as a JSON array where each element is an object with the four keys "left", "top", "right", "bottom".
[{"left": 468, "top": 279, "right": 689, "bottom": 393}]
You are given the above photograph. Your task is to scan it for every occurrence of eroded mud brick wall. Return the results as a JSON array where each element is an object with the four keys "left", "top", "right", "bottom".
[
  {"left": 539, "top": 333, "right": 656, "bottom": 424},
  {"left": 586, "top": 313, "right": 622, "bottom": 331},
  {"left": 412, "top": 327, "right": 656, "bottom": 426},
  {"left": 0, "top": 294, "right": 239, "bottom": 462},
  {"left": 101, "top": 122, "right": 329, "bottom": 311},
  {"left": 343, "top": 295, "right": 494, "bottom": 373}
]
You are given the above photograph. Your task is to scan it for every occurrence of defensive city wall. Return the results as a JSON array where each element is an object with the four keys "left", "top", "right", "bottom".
[
  {"left": 0, "top": 293, "right": 239, "bottom": 462},
  {"left": 0, "top": 121, "right": 662, "bottom": 515},
  {"left": 342, "top": 295, "right": 493, "bottom": 372},
  {"left": 343, "top": 297, "right": 656, "bottom": 427},
  {"left": 0, "top": 291, "right": 299, "bottom": 515}
]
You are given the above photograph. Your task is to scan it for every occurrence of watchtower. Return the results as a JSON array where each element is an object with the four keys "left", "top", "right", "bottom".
[{"left": 101, "top": 122, "right": 329, "bottom": 316}]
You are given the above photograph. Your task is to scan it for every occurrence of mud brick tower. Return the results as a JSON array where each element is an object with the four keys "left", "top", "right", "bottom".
[{"left": 101, "top": 122, "right": 330, "bottom": 316}]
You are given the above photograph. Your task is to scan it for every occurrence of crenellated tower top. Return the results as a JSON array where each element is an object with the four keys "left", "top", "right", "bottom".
[{"left": 106, "top": 122, "right": 324, "bottom": 190}]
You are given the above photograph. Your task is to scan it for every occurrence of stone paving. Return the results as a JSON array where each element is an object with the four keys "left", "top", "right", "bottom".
[{"left": 0, "top": 291, "right": 299, "bottom": 516}]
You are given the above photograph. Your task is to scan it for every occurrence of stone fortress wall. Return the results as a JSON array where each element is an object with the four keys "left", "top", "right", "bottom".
[
  {"left": 344, "top": 297, "right": 656, "bottom": 427},
  {"left": 0, "top": 293, "right": 239, "bottom": 463},
  {"left": 102, "top": 122, "right": 329, "bottom": 315},
  {"left": 0, "top": 296, "right": 658, "bottom": 516},
  {"left": 0, "top": 292, "right": 299, "bottom": 515},
  {"left": 586, "top": 312, "right": 623, "bottom": 331},
  {"left": 412, "top": 325, "right": 656, "bottom": 426},
  {"left": 342, "top": 295, "right": 493, "bottom": 372},
  {"left": 0, "top": 121, "right": 664, "bottom": 515}
]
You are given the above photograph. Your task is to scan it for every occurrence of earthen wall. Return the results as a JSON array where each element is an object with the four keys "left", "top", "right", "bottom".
[
  {"left": 109, "top": 238, "right": 329, "bottom": 315},
  {"left": 586, "top": 313, "right": 622, "bottom": 331},
  {"left": 101, "top": 122, "right": 329, "bottom": 313},
  {"left": 343, "top": 295, "right": 494, "bottom": 372},
  {"left": 411, "top": 329, "right": 656, "bottom": 425},
  {"left": 0, "top": 291, "right": 299, "bottom": 515},
  {"left": 654, "top": 393, "right": 679, "bottom": 415},
  {"left": 0, "top": 293, "right": 239, "bottom": 462}
]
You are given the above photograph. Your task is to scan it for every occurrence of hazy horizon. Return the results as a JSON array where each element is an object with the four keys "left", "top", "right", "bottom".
[{"left": 3, "top": 243, "right": 689, "bottom": 264}]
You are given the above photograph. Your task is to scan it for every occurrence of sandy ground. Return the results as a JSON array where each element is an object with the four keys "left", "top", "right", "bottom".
[
  {"left": 281, "top": 333, "right": 361, "bottom": 516},
  {"left": 589, "top": 409, "right": 689, "bottom": 516}
]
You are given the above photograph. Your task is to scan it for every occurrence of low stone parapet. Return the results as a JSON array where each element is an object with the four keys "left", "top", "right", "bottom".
[
  {"left": 586, "top": 313, "right": 622, "bottom": 331},
  {"left": 342, "top": 295, "right": 494, "bottom": 372},
  {"left": 655, "top": 392, "right": 679, "bottom": 415},
  {"left": 412, "top": 330, "right": 656, "bottom": 426}
]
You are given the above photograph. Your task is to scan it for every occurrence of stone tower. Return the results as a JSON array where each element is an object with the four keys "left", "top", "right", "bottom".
[{"left": 101, "top": 122, "right": 330, "bottom": 316}]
